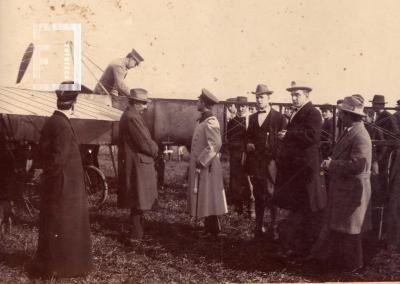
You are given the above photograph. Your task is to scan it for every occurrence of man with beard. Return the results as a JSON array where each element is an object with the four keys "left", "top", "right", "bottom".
[
  {"left": 246, "top": 84, "right": 286, "bottom": 239},
  {"left": 118, "top": 88, "right": 158, "bottom": 242},
  {"left": 187, "top": 89, "right": 228, "bottom": 237},
  {"left": 274, "top": 81, "right": 326, "bottom": 256}
]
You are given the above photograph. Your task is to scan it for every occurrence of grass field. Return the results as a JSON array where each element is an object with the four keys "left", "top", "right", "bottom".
[{"left": 1, "top": 147, "right": 400, "bottom": 283}]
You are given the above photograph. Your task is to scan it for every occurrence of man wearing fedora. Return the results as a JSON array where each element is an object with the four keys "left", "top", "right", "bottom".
[
  {"left": 187, "top": 89, "right": 228, "bottom": 237},
  {"left": 94, "top": 48, "right": 144, "bottom": 97},
  {"left": 226, "top": 96, "right": 253, "bottom": 216},
  {"left": 117, "top": 88, "right": 158, "bottom": 242},
  {"left": 274, "top": 81, "right": 326, "bottom": 255},
  {"left": 32, "top": 81, "right": 93, "bottom": 278},
  {"left": 245, "top": 84, "right": 286, "bottom": 239},
  {"left": 314, "top": 95, "right": 372, "bottom": 272}
]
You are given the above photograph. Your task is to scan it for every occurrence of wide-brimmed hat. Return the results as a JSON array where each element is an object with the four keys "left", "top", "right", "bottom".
[
  {"left": 320, "top": 104, "right": 333, "bottom": 112},
  {"left": 199, "top": 88, "right": 219, "bottom": 105},
  {"left": 128, "top": 88, "right": 150, "bottom": 103},
  {"left": 338, "top": 95, "right": 366, "bottom": 117},
  {"left": 126, "top": 48, "right": 144, "bottom": 63},
  {"left": 56, "top": 81, "right": 93, "bottom": 102},
  {"left": 369, "top": 94, "right": 387, "bottom": 104},
  {"left": 235, "top": 96, "right": 248, "bottom": 105},
  {"left": 286, "top": 81, "right": 312, "bottom": 92},
  {"left": 252, "top": 84, "right": 273, "bottom": 95}
]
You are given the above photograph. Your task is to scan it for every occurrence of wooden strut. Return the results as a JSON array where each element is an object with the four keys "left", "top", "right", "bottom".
[{"left": 108, "top": 145, "right": 118, "bottom": 179}]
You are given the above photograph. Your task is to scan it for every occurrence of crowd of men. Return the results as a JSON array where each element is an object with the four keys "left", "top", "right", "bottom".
[{"left": 2, "top": 47, "right": 400, "bottom": 279}]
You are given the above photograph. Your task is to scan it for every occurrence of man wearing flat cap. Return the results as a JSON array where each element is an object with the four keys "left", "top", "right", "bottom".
[
  {"left": 94, "top": 48, "right": 144, "bottom": 97},
  {"left": 245, "top": 84, "right": 287, "bottom": 239},
  {"left": 117, "top": 88, "right": 158, "bottom": 242},
  {"left": 313, "top": 95, "right": 372, "bottom": 272},
  {"left": 187, "top": 89, "right": 228, "bottom": 237},
  {"left": 226, "top": 96, "right": 253, "bottom": 216},
  {"left": 32, "top": 81, "right": 93, "bottom": 278},
  {"left": 274, "top": 81, "right": 326, "bottom": 256}
]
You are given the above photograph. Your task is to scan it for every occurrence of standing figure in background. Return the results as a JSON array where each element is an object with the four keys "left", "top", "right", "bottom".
[
  {"left": 32, "top": 81, "right": 92, "bottom": 278},
  {"left": 118, "top": 89, "right": 158, "bottom": 242},
  {"left": 246, "top": 84, "right": 287, "bottom": 239},
  {"left": 316, "top": 95, "right": 372, "bottom": 272},
  {"left": 320, "top": 104, "right": 334, "bottom": 159},
  {"left": 226, "top": 96, "right": 253, "bottom": 216},
  {"left": 188, "top": 89, "right": 228, "bottom": 237},
  {"left": 274, "top": 81, "right": 326, "bottom": 256}
]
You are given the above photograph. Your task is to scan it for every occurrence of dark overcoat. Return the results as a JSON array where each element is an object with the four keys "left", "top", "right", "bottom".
[
  {"left": 274, "top": 101, "right": 326, "bottom": 212},
  {"left": 36, "top": 111, "right": 92, "bottom": 277},
  {"left": 118, "top": 106, "right": 158, "bottom": 210},
  {"left": 328, "top": 122, "right": 372, "bottom": 234}
]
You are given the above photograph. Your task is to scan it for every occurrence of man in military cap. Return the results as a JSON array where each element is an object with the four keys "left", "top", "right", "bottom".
[
  {"left": 226, "top": 96, "right": 253, "bottom": 216},
  {"left": 320, "top": 104, "right": 334, "bottom": 159},
  {"left": 118, "top": 88, "right": 158, "bottom": 242},
  {"left": 32, "top": 81, "right": 93, "bottom": 278},
  {"left": 274, "top": 81, "right": 326, "bottom": 256},
  {"left": 245, "top": 84, "right": 287, "bottom": 239},
  {"left": 187, "top": 89, "right": 228, "bottom": 237},
  {"left": 94, "top": 48, "right": 144, "bottom": 97}
]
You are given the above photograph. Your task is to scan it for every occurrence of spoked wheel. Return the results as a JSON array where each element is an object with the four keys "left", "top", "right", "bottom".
[
  {"left": 84, "top": 165, "right": 108, "bottom": 208},
  {"left": 22, "top": 182, "right": 41, "bottom": 218}
]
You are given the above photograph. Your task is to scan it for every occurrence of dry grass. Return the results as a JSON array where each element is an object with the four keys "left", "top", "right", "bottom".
[{"left": 1, "top": 147, "right": 400, "bottom": 283}]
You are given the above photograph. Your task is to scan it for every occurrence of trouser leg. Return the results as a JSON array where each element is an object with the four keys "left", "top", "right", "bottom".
[
  {"left": 130, "top": 208, "right": 144, "bottom": 240},
  {"left": 204, "top": 215, "right": 221, "bottom": 236}
]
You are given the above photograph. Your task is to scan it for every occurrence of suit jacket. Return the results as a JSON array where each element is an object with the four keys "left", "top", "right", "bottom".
[
  {"left": 227, "top": 115, "right": 247, "bottom": 152},
  {"left": 274, "top": 101, "right": 326, "bottom": 212},
  {"left": 328, "top": 122, "right": 372, "bottom": 234},
  {"left": 37, "top": 111, "right": 92, "bottom": 277},
  {"left": 118, "top": 106, "right": 159, "bottom": 210},
  {"left": 245, "top": 108, "right": 286, "bottom": 176}
]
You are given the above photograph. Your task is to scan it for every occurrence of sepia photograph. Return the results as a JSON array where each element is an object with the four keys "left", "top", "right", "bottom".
[{"left": 1, "top": 0, "right": 400, "bottom": 283}]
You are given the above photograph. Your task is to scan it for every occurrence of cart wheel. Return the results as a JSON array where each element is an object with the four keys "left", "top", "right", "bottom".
[
  {"left": 84, "top": 165, "right": 108, "bottom": 208},
  {"left": 22, "top": 182, "right": 40, "bottom": 218}
]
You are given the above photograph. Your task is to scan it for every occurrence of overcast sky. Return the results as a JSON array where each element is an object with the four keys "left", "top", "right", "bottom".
[{"left": 1, "top": 0, "right": 400, "bottom": 105}]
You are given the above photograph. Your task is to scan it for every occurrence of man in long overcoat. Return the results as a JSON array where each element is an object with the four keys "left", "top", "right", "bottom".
[
  {"left": 33, "top": 81, "right": 92, "bottom": 278},
  {"left": 118, "top": 88, "right": 158, "bottom": 241},
  {"left": 274, "top": 81, "right": 326, "bottom": 255},
  {"left": 316, "top": 95, "right": 372, "bottom": 272},
  {"left": 226, "top": 96, "right": 251, "bottom": 215},
  {"left": 246, "top": 84, "right": 287, "bottom": 239},
  {"left": 187, "top": 89, "right": 228, "bottom": 237}
]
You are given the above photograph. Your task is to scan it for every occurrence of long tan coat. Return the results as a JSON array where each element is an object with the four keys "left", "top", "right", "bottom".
[
  {"left": 187, "top": 115, "right": 228, "bottom": 218},
  {"left": 328, "top": 121, "right": 372, "bottom": 234}
]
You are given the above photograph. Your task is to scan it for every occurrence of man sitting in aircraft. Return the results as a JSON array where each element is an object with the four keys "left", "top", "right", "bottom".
[{"left": 93, "top": 49, "right": 144, "bottom": 97}]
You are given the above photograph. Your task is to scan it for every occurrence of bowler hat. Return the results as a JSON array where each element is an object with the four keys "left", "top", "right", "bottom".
[
  {"left": 126, "top": 48, "right": 144, "bottom": 63},
  {"left": 369, "top": 94, "right": 387, "bottom": 104},
  {"left": 199, "top": 88, "right": 219, "bottom": 105},
  {"left": 286, "top": 81, "right": 312, "bottom": 92},
  {"left": 56, "top": 81, "right": 93, "bottom": 102},
  {"left": 235, "top": 96, "right": 248, "bottom": 105},
  {"left": 336, "top": 99, "right": 344, "bottom": 105},
  {"left": 252, "top": 84, "right": 273, "bottom": 95},
  {"left": 338, "top": 95, "right": 366, "bottom": 117},
  {"left": 128, "top": 88, "right": 150, "bottom": 103}
]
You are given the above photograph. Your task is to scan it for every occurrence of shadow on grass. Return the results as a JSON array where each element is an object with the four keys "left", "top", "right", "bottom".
[{"left": 0, "top": 251, "right": 31, "bottom": 269}]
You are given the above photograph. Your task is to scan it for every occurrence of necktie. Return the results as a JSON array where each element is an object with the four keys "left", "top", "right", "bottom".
[{"left": 258, "top": 110, "right": 266, "bottom": 114}]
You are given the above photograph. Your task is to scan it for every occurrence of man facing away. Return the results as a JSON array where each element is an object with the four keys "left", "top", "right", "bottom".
[
  {"left": 32, "top": 81, "right": 92, "bottom": 278},
  {"left": 187, "top": 89, "right": 228, "bottom": 237},
  {"left": 245, "top": 84, "right": 287, "bottom": 239},
  {"left": 118, "top": 88, "right": 158, "bottom": 242}
]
